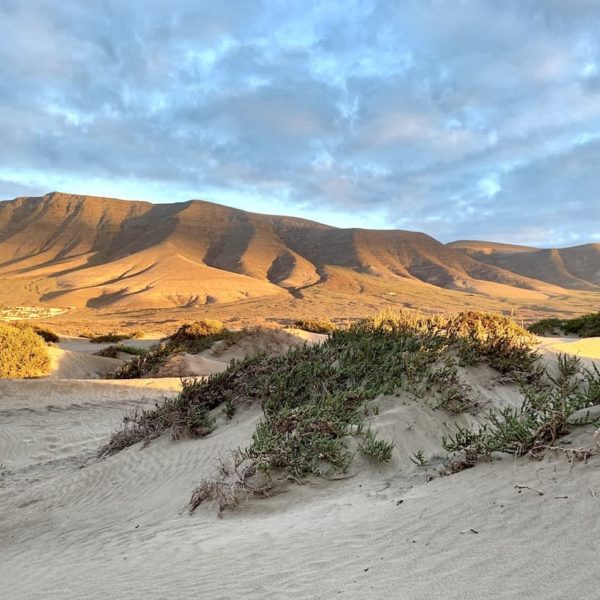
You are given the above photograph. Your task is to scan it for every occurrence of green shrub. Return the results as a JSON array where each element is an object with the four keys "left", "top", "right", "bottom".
[
  {"left": 102, "top": 310, "right": 536, "bottom": 461},
  {"left": 528, "top": 312, "right": 600, "bottom": 338},
  {"left": 527, "top": 318, "right": 563, "bottom": 335},
  {"left": 443, "top": 353, "right": 600, "bottom": 461},
  {"left": 95, "top": 344, "right": 148, "bottom": 358},
  {"left": 100, "top": 309, "right": 555, "bottom": 513},
  {"left": 358, "top": 428, "right": 395, "bottom": 462},
  {"left": 0, "top": 323, "right": 51, "bottom": 378},
  {"left": 563, "top": 313, "right": 600, "bottom": 337},
  {"left": 108, "top": 344, "right": 172, "bottom": 378},
  {"left": 167, "top": 320, "right": 227, "bottom": 353},
  {"left": 109, "top": 320, "right": 230, "bottom": 378}
]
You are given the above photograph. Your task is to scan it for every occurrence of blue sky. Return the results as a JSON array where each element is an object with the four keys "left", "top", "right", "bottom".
[{"left": 1, "top": 0, "right": 599, "bottom": 245}]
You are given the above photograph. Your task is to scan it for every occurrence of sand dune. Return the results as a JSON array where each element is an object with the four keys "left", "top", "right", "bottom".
[
  {"left": 47, "top": 347, "right": 123, "bottom": 379},
  {"left": 1, "top": 337, "right": 599, "bottom": 599},
  {"left": 539, "top": 336, "right": 600, "bottom": 361},
  {"left": 154, "top": 327, "right": 327, "bottom": 377}
]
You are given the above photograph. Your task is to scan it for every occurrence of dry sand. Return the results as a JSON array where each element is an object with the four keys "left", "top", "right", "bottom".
[
  {"left": 539, "top": 335, "right": 600, "bottom": 360},
  {"left": 1, "top": 337, "right": 600, "bottom": 599}
]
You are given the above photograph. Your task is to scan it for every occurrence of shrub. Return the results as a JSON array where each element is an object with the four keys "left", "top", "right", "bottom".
[
  {"left": 32, "top": 325, "right": 59, "bottom": 344},
  {"left": 108, "top": 345, "right": 172, "bottom": 378},
  {"left": 95, "top": 344, "right": 148, "bottom": 358},
  {"left": 293, "top": 319, "right": 337, "bottom": 334},
  {"left": 109, "top": 320, "right": 230, "bottom": 378},
  {"left": 443, "top": 353, "right": 600, "bottom": 461},
  {"left": 358, "top": 428, "right": 395, "bottom": 462},
  {"left": 13, "top": 323, "right": 60, "bottom": 344},
  {"left": 102, "top": 310, "right": 535, "bottom": 461},
  {"left": 167, "top": 320, "right": 227, "bottom": 353},
  {"left": 89, "top": 332, "right": 131, "bottom": 343},
  {"left": 0, "top": 323, "right": 51, "bottom": 378},
  {"left": 563, "top": 313, "right": 600, "bottom": 337},
  {"left": 528, "top": 312, "right": 600, "bottom": 338},
  {"left": 527, "top": 318, "right": 563, "bottom": 336}
]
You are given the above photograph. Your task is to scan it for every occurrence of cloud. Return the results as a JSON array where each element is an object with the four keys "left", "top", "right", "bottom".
[{"left": 0, "top": 0, "right": 599, "bottom": 245}]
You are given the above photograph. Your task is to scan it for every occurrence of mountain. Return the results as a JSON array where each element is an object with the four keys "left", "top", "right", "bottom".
[
  {"left": 449, "top": 240, "right": 600, "bottom": 291},
  {"left": 0, "top": 192, "right": 597, "bottom": 309}
]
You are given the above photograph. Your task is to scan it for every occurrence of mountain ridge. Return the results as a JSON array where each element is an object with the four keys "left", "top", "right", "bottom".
[{"left": 0, "top": 192, "right": 597, "bottom": 309}]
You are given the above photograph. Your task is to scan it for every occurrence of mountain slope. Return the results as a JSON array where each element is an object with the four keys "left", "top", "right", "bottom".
[
  {"left": 449, "top": 240, "right": 600, "bottom": 291},
  {"left": 0, "top": 192, "right": 596, "bottom": 308}
]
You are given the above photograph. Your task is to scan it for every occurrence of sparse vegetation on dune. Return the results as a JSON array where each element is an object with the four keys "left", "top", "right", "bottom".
[
  {"left": 0, "top": 322, "right": 51, "bottom": 378},
  {"left": 88, "top": 332, "right": 132, "bottom": 343},
  {"left": 293, "top": 319, "right": 338, "bottom": 334},
  {"left": 94, "top": 344, "right": 149, "bottom": 359},
  {"left": 109, "top": 320, "right": 230, "bottom": 379},
  {"left": 166, "top": 320, "right": 228, "bottom": 353},
  {"left": 443, "top": 354, "right": 600, "bottom": 465},
  {"left": 528, "top": 312, "right": 600, "bottom": 337},
  {"left": 100, "top": 309, "right": 557, "bottom": 514}
]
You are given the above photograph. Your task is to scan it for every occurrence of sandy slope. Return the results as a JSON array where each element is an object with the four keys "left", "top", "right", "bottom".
[
  {"left": 47, "top": 347, "right": 123, "bottom": 379},
  {"left": 1, "top": 342, "right": 599, "bottom": 599},
  {"left": 539, "top": 336, "right": 600, "bottom": 360},
  {"left": 154, "top": 328, "right": 327, "bottom": 377}
]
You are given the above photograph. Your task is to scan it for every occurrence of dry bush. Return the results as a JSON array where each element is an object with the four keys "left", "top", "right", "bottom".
[
  {"left": 89, "top": 332, "right": 132, "bottom": 343},
  {"left": 0, "top": 323, "right": 51, "bottom": 378},
  {"left": 293, "top": 319, "right": 337, "bottom": 334},
  {"left": 169, "top": 320, "right": 225, "bottom": 349},
  {"left": 189, "top": 453, "right": 273, "bottom": 517},
  {"left": 31, "top": 325, "right": 60, "bottom": 344}
]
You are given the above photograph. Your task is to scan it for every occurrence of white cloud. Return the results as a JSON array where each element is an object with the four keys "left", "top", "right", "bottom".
[{"left": 0, "top": 0, "right": 599, "bottom": 245}]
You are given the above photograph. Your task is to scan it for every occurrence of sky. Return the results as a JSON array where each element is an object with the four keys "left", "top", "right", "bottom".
[{"left": 1, "top": 0, "right": 599, "bottom": 246}]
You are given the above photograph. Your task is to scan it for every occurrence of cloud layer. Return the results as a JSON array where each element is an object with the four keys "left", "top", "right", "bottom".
[{"left": 1, "top": 0, "right": 599, "bottom": 245}]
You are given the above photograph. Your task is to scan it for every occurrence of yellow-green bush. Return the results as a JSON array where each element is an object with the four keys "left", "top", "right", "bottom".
[
  {"left": 293, "top": 319, "right": 337, "bottom": 334},
  {"left": 0, "top": 323, "right": 51, "bottom": 378}
]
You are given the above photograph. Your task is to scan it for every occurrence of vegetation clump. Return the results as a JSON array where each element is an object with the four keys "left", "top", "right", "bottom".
[
  {"left": 0, "top": 322, "right": 51, "bottom": 378},
  {"left": 95, "top": 345, "right": 148, "bottom": 359},
  {"left": 101, "top": 310, "right": 543, "bottom": 514},
  {"left": 358, "top": 428, "right": 395, "bottom": 462},
  {"left": 89, "top": 332, "right": 132, "bottom": 344},
  {"left": 293, "top": 319, "right": 337, "bottom": 334},
  {"left": 30, "top": 325, "right": 60, "bottom": 344},
  {"left": 13, "top": 322, "right": 60, "bottom": 344},
  {"left": 108, "top": 345, "right": 172, "bottom": 378},
  {"left": 528, "top": 312, "right": 600, "bottom": 338},
  {"left": 367, "top": 309, "right": 538, "bottom": 381},
  {"left": 167, "top": 320, "right": 227, "bottom": 353},
  {"left": 109, "top": 320, "right": 230, "bottom": 379},
  {"left": 443, "top": 354, "right": 600, "bottom": 463}
]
